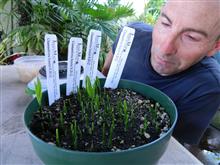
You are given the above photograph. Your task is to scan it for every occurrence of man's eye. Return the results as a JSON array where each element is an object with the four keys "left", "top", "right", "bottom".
[
  {"left": 161, "top": 22, "right": 170, "bottom": 27},
  {"left": 186, "top": 35, "right": 199, "bottom": 41}
]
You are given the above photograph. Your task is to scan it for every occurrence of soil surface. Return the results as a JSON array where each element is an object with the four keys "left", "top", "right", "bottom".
[{"left": 30, "top": 88, "right": 171, "bottom": 152}]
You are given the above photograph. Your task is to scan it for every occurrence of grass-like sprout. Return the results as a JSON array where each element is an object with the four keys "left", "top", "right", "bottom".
[
  {"left": 63, "top": 101, "right": 67, "bottom": 114},
  {"left": 108, "top": 120, "right": 115, "bottom": 148},
  {"left": 59, "top": 111, "right": 64, "bottom": 128},
  {"left": 70, "top": 120, "right": 77, "bottom": 149},
  {"left": 56, "top": 128, "right": 60, "bottom": 147},
  {"left": 25, "top": 77, "right": 42, "bottom": 112},
  {"left": 102, "top": 123, "right": 106, "bottom": 145},
  {"left": 123, "top": 100, "right": 129, "bottom": 132}
]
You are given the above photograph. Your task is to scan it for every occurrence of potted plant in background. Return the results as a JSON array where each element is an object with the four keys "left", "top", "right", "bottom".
[
  {"left": 0, "top": 0, "right": 134, "bottom": 69},
  {"left": 24, "top": 77, "right": 178, "bottom": 165}
]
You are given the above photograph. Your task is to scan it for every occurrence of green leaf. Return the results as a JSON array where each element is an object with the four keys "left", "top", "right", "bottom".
[
  {"left": 25, "top": 87, "right": 36, "bottom": 96},
  {"left": 34, "top": 77, "right": 42, "bottom": 106},
  {"left": 0, "top": 0, "right": 9, "bottom": 9},
  {"left": 85, "top": 76, "right": 95, "bottom": 99}
]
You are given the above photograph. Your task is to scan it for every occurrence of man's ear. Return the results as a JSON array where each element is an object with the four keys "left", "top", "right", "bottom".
[{"left": 207, "top": 40, "right": 220, "bottom": 57}]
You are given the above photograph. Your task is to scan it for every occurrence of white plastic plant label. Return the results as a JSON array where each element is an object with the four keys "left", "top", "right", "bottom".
[
  {"left": 83, "top": 29, "right": 102, "bottom": 87},
  {"left": 66, "top": 37, "right": 83, "bottom": 95},
  {"left": 104, "top": 26, "right": 135, "bottom": 89},
  {"left": 44, "top": 34, "right": 60, "bottom": 105}
]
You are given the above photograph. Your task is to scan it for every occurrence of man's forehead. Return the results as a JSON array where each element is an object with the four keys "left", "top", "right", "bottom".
[
  {"left": 165, "top": 0, "right": 219, "bottom": 14},
  {"left": 163, "top": 0, "right": 220, "bottom": 37}
]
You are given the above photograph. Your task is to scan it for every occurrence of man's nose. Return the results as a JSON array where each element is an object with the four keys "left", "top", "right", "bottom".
[{"left": 160, "top": 36, "right": 177, "bottom": 55}]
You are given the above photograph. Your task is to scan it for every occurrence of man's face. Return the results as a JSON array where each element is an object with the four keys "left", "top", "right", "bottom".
[{"left": 151, "top": 1, "right": 220, "bottom": 76}]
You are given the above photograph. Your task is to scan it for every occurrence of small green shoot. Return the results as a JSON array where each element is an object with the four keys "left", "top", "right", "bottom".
[
  {"left": 108, "top": 121, "right": 114, "bottom": 148},
  {"left": 56, "top": 128, "right": 60, "bottom": 146},
  {"left": 123, "top": 100, "right": 129, "bottom": 131},
  {"left": 59, "top": 112, "right": 64, "bottom": 128},
  {"left": 85, "top": 76, "right": 95, "bottom": 99},
  {"left": 25, "top": 77, "right": 42, "bottom": 107},
  {"left": 143, "top": 117, "right": 148, "bottom": 132},
  {"left": 102, "top": 123, "right": 106, "bottom": 145},
  {"left": 34, "top": 78, "right": 42, "bottom": 106},
  {"left": 63, "top": 101, "right": 67, "bottom": 114},
  {"left": 70, "top": 120, "right": 77, "bottom": 148}
]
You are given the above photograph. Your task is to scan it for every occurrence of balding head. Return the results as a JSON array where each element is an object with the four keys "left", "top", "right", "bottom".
[
  {"left": 163, "top": 0, "right": 220, "bottom": 41},
  {"left": 151, "top": 0, "right": 220, "bottom": 76}
]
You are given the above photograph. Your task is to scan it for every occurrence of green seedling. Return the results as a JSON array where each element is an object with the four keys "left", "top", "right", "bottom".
[
  {"left": 106, "top": 95, "right": 111, "bottom": 111},
  {"left": 124, "top": 113, "right": 129, "bottom": 132},
  {"left": 94, "top": 77, "right": 101, "bottom": 94},
  {"left": 94, "top": 95, "right": 100, "bottom": 112},
  {"left": 63, "top": 101, "right": 67, "bottom": 114},
  {"left": 108, "top": 121, "right": 114, "bottom": 148},
  {"left": 140, "top": 116, "right": 149, "bottom": 135},
  {"left": 144, "top": 117, "right": 148, "bottom": 132},
  {"left": 102, "top": 123, "right": 106, "bottom": 145},
  {"left": 59, "top": 111, "right": 64, "bottom": 128},
  {"left": 85, "top": 76, "right": 95, "bottom": 99},
  {"left": 149, "top": 104, "right": 157, "bottom": 123},
  {"left": 116, "top": 100, "right": 123, "bottom": 122},
  {"left": 56, "top": 128, "right": 60, "bottom": 146},
  {"left": 123, "top": 100, "right": 129, "bottom": 131},
  {"left": 91, "top": 121, "right": 94, "bottom": 133},
  {"left": 85, "top": 113, "right": 89, "bottom": 129},
  {"left": 155, "top": 102, "right": 160, "bottom": 111},
  {"left": 77, "top": 87, "right": 82, "bottom": 102},
  {"left": 70, "top": 120, "right": 78, "bottom": 148},
  {"left": 25, "top": 77, "right": 42, "bottom": 107},
  {"left": 77, "top": 125, "right": 82, "bottom": 139},
  {"left": 80, "top": 102, "right": 85, "bottom": 116},
  {"left": 48, "top": 113, "right": 53, "bottom": 124}
]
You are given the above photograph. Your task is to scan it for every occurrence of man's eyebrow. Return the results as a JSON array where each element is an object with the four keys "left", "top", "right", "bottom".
[
  {"left": 181, "top": 28, "right": 208, "bottom": 38},
  {"left": 161, "top": 12, "right": 172, "bottom": 24},
  {"left": 161, "top": 12, "right": 208, "bottom": 38}
]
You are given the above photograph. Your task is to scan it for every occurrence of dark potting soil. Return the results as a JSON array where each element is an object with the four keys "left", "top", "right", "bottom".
[{"left": 30, "top": 88, "right": 171, "bottom": 152}]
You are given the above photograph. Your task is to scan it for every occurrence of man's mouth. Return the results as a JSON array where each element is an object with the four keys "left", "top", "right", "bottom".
[{"left": 156, "top": 55, "right": 173, "bottom": 66}]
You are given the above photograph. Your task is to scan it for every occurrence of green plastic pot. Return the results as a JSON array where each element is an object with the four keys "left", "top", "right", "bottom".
[{"left": 24, "top": 79, "right": 178, "bottom": 165}]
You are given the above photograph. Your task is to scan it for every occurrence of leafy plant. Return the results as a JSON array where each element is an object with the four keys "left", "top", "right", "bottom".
[{"left": 0, "top": 0, "right": 134, "bottom": 69}]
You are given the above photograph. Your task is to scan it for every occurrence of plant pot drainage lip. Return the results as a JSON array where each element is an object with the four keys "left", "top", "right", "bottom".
[{"left": 24, "top": 78, "right": 178, "bottom": 155}]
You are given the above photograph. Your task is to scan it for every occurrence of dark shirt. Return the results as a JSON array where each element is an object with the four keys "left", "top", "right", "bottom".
[{"left": 112, "top": 22, "right": 220, "bottom": 144}]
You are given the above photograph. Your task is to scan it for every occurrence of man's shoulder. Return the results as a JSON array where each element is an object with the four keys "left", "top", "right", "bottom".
[
  {"left": 199, "top": 57, "right": 220, "bottom": 85},
  {"left": 127, "top": 22, "right": 153, "bottom": 32}
]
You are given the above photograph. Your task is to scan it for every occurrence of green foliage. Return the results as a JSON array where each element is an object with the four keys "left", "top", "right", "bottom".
[
  {"left": 63, "top": 101, "right": 67, "bottom": 113},
  {"left": 70, "top": 120, "right": 78, "bottom": 148},
  {"left": 129, "top": 0, "right": 164, "bottom": 25},
  {"left": 0, "top": 0, "right": 8, "bottom": 9},
  {"left": 59, "top": 111, "right": 64, "bottom": 128},
  {"left": 0, "top": 0, "right": 134, "bottom": 68},
  {"left": 143, "top": 117, "right": 148, "bottom": 131},
  {"left": 108, "top": 120, "right": 114, "bottom": 147},
  {"left": 102, "top": 122, "right": 106, "bottom": 145},
  {"left": 85, "top": 76, "right": 95, "bottom": 99},
  {"left": 34, "top": 77, "right": 42, "bottom": 107},
  {"left": 56, "top": 128, "right": 60, "bottom": 146},
  {"left": 25, "top": 77, "right": 42, "bottom": 107}
]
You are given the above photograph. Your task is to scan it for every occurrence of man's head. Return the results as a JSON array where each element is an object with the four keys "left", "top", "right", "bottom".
[{"left": 151, "top": 0, "right": 220, "bottom": 76}]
